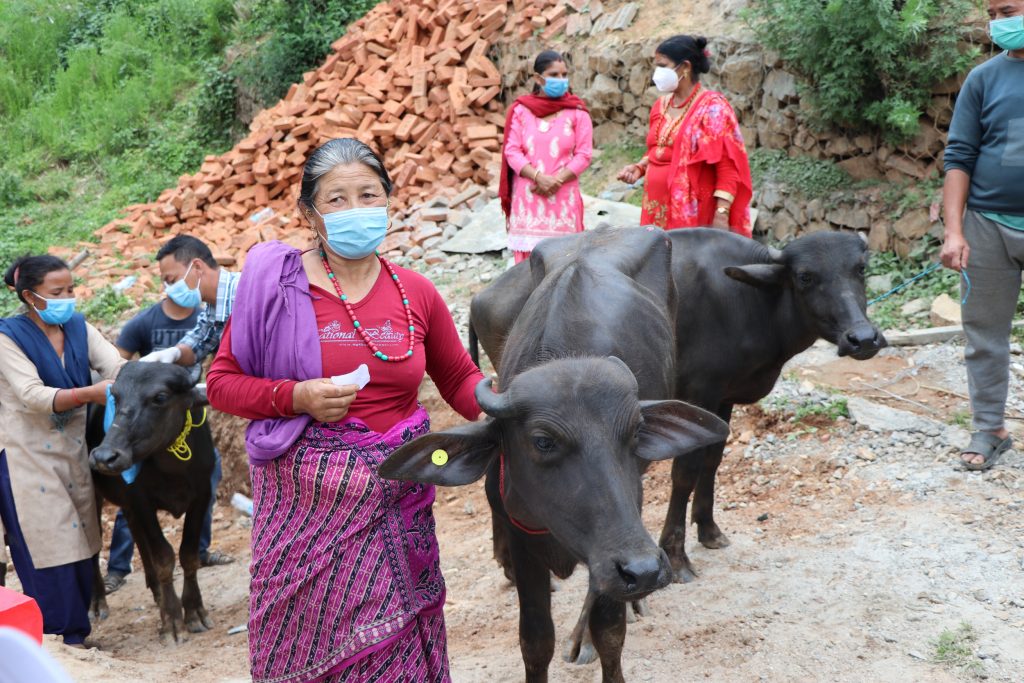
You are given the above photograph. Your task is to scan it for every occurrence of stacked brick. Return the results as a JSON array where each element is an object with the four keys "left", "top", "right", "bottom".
[{"left": 75, "top": 0, "right": 567, "bottom": 294}]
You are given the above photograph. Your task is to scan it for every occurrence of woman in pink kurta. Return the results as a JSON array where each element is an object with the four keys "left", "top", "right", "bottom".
[{"left": 498, "top": 51, "right": 593, "bottom": 263}]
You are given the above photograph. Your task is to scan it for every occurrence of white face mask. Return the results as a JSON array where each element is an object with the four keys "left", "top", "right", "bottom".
[{"left": 652, "top": 65, "right": 680, "bottom": 93}]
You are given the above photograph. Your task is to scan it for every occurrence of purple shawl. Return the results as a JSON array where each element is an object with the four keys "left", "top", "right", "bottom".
[{"left": 230, "top": 241, "right": 322, "bottom": 464}]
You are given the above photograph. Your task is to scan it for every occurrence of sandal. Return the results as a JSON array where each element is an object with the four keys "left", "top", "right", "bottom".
[
  {"left": 200, "top": 550, "right": 235, "bottom": 567},
  {"left": 103, "top": 572, "right": 127, "bottom": 594},
  {"left": 960, "top": 432, "right": 1012, "bottom": 471}
]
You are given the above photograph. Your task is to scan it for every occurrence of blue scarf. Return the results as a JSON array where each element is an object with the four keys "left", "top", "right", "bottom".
[{"left": 0, "top": 313, "right": 91, "bottom": 390}]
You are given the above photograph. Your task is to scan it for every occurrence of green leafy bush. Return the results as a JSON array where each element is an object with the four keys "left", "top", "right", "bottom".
[
  {"left": 231, "top": 0, "right": 377, "bottom": 110},
  {"left": 746, "top": 0, "right": 979, "bottom": 143}
]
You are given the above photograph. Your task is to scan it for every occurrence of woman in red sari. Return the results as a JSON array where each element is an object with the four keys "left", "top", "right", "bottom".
[{"left": 618, "top": 35, "right": 753, "bottom": 236}]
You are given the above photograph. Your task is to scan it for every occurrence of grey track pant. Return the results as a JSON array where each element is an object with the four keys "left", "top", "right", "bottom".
[{"left": 962, "top": 209, "right": 1024, "bottom": 432}]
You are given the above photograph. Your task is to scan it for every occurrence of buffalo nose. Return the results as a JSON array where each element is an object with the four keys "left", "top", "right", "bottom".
[
  {"left": 615, "top": 554, "right": 667, "bottom": 595},
  {"left": 845, "top": 327, "right": 881, "bottom": 350},
  {"left": 93, "top": 446, "right": 128, "bottom": 469}
]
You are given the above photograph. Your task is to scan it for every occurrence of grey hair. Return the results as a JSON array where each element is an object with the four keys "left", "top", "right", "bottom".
[{"left": 297, "top": 138, "right": 393, "bottom": 211}]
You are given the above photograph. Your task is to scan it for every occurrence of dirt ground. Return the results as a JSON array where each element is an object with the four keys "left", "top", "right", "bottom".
[{"left": 18, "top": 340, "right": 1021, "bottom": 683}]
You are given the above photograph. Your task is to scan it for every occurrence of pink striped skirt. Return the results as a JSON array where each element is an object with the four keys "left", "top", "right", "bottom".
[{"left": 248, "top": 408, "right": 449, "bottom": 683}]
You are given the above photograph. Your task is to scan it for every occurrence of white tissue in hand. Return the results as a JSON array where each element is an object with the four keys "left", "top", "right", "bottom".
[{"left": 331, "top": 364, "right": 370, "bottom": 390}]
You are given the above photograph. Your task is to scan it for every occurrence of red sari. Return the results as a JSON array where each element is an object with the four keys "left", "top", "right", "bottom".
[{"left": 640, "top": 88, "right": 753, "bottom": 236}]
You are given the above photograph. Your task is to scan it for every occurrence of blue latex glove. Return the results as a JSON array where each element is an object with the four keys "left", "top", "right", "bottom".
[{"left": 104, "top": 385, "right": 141, "bottom": 484}]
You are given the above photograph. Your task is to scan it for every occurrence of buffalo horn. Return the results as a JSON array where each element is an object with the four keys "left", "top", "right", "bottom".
[
  {"left": 766, "top": 246, "right": 784, "bottom": 263},
  {"left": 475, "top": 378, "right": 516, "bottom": 419}
]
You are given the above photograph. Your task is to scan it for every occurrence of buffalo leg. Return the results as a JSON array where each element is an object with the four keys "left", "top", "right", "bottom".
[
  {"left": 492, "top": 514, "right": 514, "bottom": 583},
  {"left": 692, "top": 404, "right": 734, "bottom": 549},
  {"left": 659, "top": 455, "right": 701, "bottom": 582},
  {"left": 510, "top": 531, "right": 554, "bottom": 683},
  {"left": 563, "top": 588, "right": 598, "bottom": 665},
  {"left": 89, "top": 489, "right": 109, "bottom": 620},
  {"left": 589, "top": 594, "right": 627, "bottom": 683},
  {"left": 180, "top": 490, "right": 212, "bottom": 633},
  {"left": 126, "top": 503, "right": 186, "bottom": 643}
]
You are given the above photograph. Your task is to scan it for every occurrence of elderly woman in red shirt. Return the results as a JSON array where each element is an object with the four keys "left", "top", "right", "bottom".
[{"left": 207, "top": 138, "right": 482, "bottom": 683}]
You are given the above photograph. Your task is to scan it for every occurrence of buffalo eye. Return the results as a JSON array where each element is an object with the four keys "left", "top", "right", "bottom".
[
  {"left": 533, "top": 435, "right": 556, "bottom": 453},
  {"left": 152, "top": 392, "right": 170, "bottom": 406},
  {"left": 797, "top": 271, "right": 815, "bottom": 287},
  {"left": 855, "top": 264, "right": 866, "bottom": 278}
]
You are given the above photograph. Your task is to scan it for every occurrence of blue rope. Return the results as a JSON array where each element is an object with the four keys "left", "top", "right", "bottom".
[{"left": 867, "top": 262, "right": 971, "bottom": 306}]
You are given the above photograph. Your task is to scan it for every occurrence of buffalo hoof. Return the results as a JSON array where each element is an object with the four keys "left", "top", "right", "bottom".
[
  {"left": 698, "top": 523, "right": 731, "bottom": 549},
  {"left": 186, "top": 607, "right": 214, "bottom": 633},
  {"left": 159, "top": 614, "right": 188, "bottom": 645},
  {"left": 89, "top": 597, "right": 109, "bottom": 622},
  {"left": 626, "top": 598, "right": 649, "bottom": 623},
  {"left": 672, "top": 559, "right": 698, "bottom": 584},
  {"left": 563, "top": 631, "right": 598, "bottom": 666}
]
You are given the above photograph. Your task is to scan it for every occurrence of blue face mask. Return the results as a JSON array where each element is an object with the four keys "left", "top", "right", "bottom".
[
  {"left": 30, "top": 292, "right": 76, "bottom": 325},
  {"left": 990, "top": 15, "right": 1024, "bottom": 51},
  {"left": 317, "top": 206, "right": 389, "bottom": 260},
  {"left": 543, "top": 77, "right": 569, "bottom": 98},
  {"left": 165, "top": 261, "right": 202, "bottom": 309}
]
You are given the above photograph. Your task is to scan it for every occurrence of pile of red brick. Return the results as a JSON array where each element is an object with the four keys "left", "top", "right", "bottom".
[{"left": 68, "top": 0, "right": 570, "bottom": 297}]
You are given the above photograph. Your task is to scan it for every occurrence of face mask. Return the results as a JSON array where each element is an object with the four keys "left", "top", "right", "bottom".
[
  {"left": 543, "top": 77, "right": 569, "bottom": 98},
  {"left": 30, "top": 292, "right": 76, "bottom": 325},
  {"left": 990, "top": 15, "right": 1024, "bottom": 51},
  {"left": 317, "top": 206, "right": 389, "bottom": 260},
  {"left": 652, "top": 65, "right": 680, "bottom": 93},
  {"left": 165, "top": 261, "right": 202, "bottom": 309}
]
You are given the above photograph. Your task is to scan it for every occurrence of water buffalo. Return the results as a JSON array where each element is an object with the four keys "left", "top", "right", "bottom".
[
  {"left": 382, "top": 227, "right": 730, "bottom": 682},
  {"left": 87, "top": 362, "right": 214, "bottom": 643},
  {"left": 470, "top": 227, "right": 886, "bottom": 587}
]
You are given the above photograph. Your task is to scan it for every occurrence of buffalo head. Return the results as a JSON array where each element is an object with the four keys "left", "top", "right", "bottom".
[
  {"left": 89, "top": 362, "right": 208, "bottom": 475},
  {"left": 380, "top": 356, "right": 729, "bottom": 601},
  {"left": 724, "top": 232, "right": 887, "bottom": 359}
]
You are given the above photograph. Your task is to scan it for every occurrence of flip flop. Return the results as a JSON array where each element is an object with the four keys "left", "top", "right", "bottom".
[{"left": 960, "top": 432, "right": 1012, "bottom": 471}]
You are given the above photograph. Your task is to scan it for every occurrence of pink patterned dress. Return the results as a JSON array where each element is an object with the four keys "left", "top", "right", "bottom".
[{"left": 503, "top": 106, "right": 593, "bottom": 261}]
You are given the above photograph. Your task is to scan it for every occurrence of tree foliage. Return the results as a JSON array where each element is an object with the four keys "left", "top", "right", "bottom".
[{"left": 746, "top": 0, "right": 980, "bottom": 143}]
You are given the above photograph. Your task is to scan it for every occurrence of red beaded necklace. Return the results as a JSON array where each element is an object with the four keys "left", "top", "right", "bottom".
[{"left": 320, "top": 250, "right": 415, "bottom": 362}]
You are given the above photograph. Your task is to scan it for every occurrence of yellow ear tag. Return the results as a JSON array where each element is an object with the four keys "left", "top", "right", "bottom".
[{"left": 431, "top": 449, "right": 449, "bottom": 466}]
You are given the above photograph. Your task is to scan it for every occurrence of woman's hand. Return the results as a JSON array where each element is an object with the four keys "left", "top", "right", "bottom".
[
  {"left": 617, "top": 164, "right": 643, "bottom": 185},
  {"left": 532, "top": 173, "right": 561, "bottom": 197},
  {"left": 85, "top": 380, "right": 114, "bottom": 404},
  {"left": 711, "top": 209, "right": 731, "bottom": 230},
  {"left": 292, "top": 379, "right": 357, "bottom": 423}
]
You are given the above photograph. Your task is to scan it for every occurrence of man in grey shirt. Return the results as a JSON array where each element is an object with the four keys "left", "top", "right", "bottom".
[{"left": 940, "top": 0, "right": 1024, "bottom": 470}]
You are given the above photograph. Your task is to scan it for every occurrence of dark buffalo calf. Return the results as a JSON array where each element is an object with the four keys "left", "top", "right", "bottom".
[{"left": 87, "top": 361, "right": 214, "bottom": 643}]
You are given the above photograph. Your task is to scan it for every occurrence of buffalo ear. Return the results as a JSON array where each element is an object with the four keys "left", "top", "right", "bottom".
[
  {"left": 635, "top": 400, "right": 729, "bottom": 462},
  {"left": 724, "top": 264, "right": 788, "bottom": 288},
  {"left": 379, "top": 420, "right": 499, "bottom": 486},
  {"left": 190, "top": 383, "right": 209, "bottom": 408}
]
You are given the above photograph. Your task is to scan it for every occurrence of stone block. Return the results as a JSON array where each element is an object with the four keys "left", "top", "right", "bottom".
[
  {"left": 772, "top": 210, "right": 799, "bottom": 241},
  {"left": 826, "top": 206, "right": 870, "bottom": 229},
  {"left": 628, "top": 63, "right": 648, "bottom": 97},
  {"left": 592, "top": 121, "right": 626, "bottom": 146},
  {"left": 762, "top": 69, "right": 798, "bottom": 103},
  {"left": 610, "top": 3, "right": 639, "bottom": 30},
  {"left": 566, "top": 13, "right": 592, "bottom": 37},
  {"left": 893, "top": 209, "right": 932, "bottom": 240},
  {"left": 930, "top": 293, "right": 962, "bottom": 326},
  {"left": 721, "top": 53, "right": 763, "bottom": 95},
  {"left": 866, "top": 220, "right": 891, "bottom": 252},
  {"left": 838, "top": 156, "right": 883, "bottom": 181},
  {"left": 884, "top": 154, "right": 928, "bottom": 180},
  {"left": 588, "top": 73, "right": 622, "bottom": 108}
]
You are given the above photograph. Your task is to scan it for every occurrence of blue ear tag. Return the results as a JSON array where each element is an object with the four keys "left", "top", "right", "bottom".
[{"left": 104, "top": 385, "right": 141, "bottom": 484}]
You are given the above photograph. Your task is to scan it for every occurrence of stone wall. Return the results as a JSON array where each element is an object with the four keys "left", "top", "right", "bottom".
[{"left": 494, "top": 17, "right": 993, "bottom": 254}]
